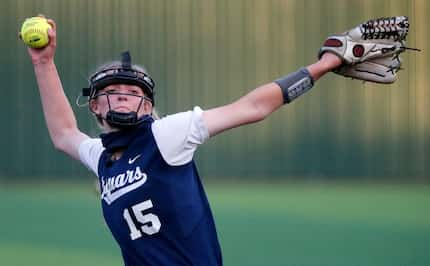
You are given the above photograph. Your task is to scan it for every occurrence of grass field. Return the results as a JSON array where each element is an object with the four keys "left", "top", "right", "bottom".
[{"left": 1, "top": 182, "right": 429, "bottom": 266}]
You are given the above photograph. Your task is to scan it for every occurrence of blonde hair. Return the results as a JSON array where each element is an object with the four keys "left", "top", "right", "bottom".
[{"left": 89, "top": 61, "right": 160, "bottom": 127}]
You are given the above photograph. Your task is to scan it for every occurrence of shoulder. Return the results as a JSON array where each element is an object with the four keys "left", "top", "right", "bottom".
[
  {"left": 78, "top": 138, "right": 105, "bottom": 175},
  {"left": 151, "top": 106, "right": 209, "bottom": 166},
  {"left": 151, "top": 106, "right": 209, "bottom": 142}
]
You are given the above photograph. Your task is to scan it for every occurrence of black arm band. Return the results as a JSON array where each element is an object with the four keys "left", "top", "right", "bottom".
[{"left": 274, "top": 68, "right": 314, "bottom": 104}]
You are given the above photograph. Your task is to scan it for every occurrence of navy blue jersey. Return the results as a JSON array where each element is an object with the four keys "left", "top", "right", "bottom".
[{"left": 95, "top": 119, "right": 222, "bottom": 266}]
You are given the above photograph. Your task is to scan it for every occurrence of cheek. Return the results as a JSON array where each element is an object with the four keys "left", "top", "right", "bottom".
[
  {"left": 141, "top": 101, "right": 152, "bottom": 113},
  {"left": 90, "top": 99, "right": 108, "bottom": 113}
]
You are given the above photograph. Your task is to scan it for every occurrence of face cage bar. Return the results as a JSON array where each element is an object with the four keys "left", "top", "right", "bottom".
[
  {"left": 93, "top": 91, "right": 152, "bottom": 105},
  {"left": 89, "top": 92, "right": 150, "bottom": 126},
  {"left": 82, "top": 67, "right": 155, "bottom": 104}
]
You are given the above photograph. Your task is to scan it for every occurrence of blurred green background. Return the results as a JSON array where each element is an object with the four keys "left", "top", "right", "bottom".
[
  {"left": 1, "top": 0, "right": 429, "bottom": 180},
  {"left": 1, "top": 183, "right": 429, "bottom": 266},
  {"left": 1, "top": 0, "right": 429, "bottom": 265}
]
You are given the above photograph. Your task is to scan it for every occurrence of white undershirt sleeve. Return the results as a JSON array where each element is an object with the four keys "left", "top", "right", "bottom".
[
  {"left": 151, "top": 106, "right": 209, "bottom": 166},
  {"left": 78, "top": 138, "right": 105, "bottom": 176}
]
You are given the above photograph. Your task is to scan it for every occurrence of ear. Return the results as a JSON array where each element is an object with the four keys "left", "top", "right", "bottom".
[
  {"left": 89, "top": 99, "right": 100, "bottom": 114},
  {"left": 143, "top": 100, "right": 153, "bottom": 114}
]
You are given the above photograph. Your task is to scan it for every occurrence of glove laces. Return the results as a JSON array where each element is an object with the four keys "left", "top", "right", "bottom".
[{"left": 361, "top": 16, "right": 409, "bottom": 41}]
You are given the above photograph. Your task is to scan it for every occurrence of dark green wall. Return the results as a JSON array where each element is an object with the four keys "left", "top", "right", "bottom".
[{"left": 1, "top": 0, "right": 429, "bottom": 180}]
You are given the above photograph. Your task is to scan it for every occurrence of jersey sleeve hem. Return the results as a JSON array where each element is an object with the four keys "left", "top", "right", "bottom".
[
  {"left": 152, "top": 106, "right": 209, "bottom": 166},
  {"left": 78, "top": 138, "right": 104, "bottom": 176}
]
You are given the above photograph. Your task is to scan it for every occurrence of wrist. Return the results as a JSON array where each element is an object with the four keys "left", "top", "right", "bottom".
[
  {"left": 307, "top": 53, "right": 343, "bottom": 81},
  {"left": 32, "top": 58, "right": 55, "bottom": 68},
  {"left": 33, "top": 59, "right": 57, "bottom": 77},
  {"left": 320, "top": 52, "right": 343, "bottom": 70},
  {"left": 31, "top": 56, "right": 54, "bottom": 67},
  {"left": 274, "top": 68, "right": 314, "bottom": 104}
]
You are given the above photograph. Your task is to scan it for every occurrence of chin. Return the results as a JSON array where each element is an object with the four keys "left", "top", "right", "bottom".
[{"left": 114, "top": 109, "right": 131, "bottom": 113}]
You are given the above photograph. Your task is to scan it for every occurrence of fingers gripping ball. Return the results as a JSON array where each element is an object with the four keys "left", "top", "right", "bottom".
[{"left": 20, "top": 17, "right": 52, "bottom": 48}]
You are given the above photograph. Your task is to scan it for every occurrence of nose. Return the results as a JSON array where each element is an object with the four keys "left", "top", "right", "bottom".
[{"left": 115, "top": 93, "right": 129, "bottom": 101}]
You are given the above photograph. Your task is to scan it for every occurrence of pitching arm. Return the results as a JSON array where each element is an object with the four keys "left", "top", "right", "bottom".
[
  {"left": 202, "top": 53, "right": 342, "bottom": 137},
  {"left": 28, "top": 19, "right": 89, "bottom": 161}
]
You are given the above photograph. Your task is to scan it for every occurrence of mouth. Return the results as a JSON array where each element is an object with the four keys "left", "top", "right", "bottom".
[{"left": 113, "top": 106, "right": 132, "bottom": 112}]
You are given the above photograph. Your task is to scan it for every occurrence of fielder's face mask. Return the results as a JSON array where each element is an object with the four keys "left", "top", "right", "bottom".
[{"left": 82, "top": 51, "right": 155, "bottom": 129}]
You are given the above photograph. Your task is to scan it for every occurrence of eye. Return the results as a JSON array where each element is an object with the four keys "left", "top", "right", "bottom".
[
  {"left": 126, "top": 88, "right": 141, "bottom": 95},
  {"left": 106, "top": 88, "right": 119, "bottom": 94}
]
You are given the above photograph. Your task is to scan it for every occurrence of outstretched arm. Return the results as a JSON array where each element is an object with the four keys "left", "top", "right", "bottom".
[
  {"left": 202, "top": 53, "right": 342, "bottom": 137},
  {"left": 26, "top": 18, "right": 89, "bottom": 160}
]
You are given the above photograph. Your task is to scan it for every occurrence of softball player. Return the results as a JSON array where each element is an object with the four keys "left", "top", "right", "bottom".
[{"left": 26, "top": 19, "right": 342, "bottom": 266}]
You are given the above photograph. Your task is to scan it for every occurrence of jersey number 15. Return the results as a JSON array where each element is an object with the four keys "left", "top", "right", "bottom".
[{"left": 123, "top": 199, "right": 161, "bottom": 240}]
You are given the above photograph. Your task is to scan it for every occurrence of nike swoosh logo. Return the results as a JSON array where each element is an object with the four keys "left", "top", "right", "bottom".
[{"left": 128, "top": 154, "right": 142, "bottom": 164}]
